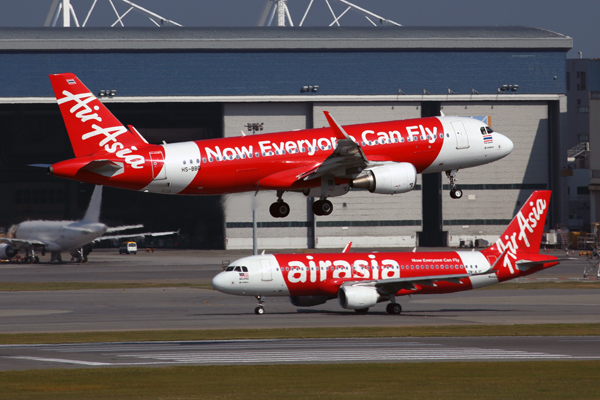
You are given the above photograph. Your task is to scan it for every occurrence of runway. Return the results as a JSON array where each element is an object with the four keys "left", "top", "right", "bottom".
[
  {"left": 2, "top": 336, "right": 600, "bottom": 371},
  {"left": 0, "top": 249, "right": 599, "bottom": 333}
]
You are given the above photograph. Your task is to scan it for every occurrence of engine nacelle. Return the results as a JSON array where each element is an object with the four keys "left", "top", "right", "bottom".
[
  {"left": 289, "top": 295, "right": 330, "bottom": 307},
  {"left": 338, "top": 286, "right": 382, "bottom": 310},
  {"left": 0, "top": 243, "right": 17, "bottom": 260},
  {"left": 351, "top": 162, "right": 416, "bottom": 194}
]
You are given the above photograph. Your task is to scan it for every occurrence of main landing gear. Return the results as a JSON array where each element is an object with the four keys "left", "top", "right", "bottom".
[
  {"left": 385, "top": 295, "right": 402, "bottom": 315},
  {"left": 312, "top": 199, "right": 333, "bottom": 216},
  {"left": 254, "top": 295, "right": 265, "bottom": 315},
  {"left": 269, "top": 191, "right": 290, "bottom": 218},
  {"left": 269, "top": 191, "right": 334, "bottom": 218},
  {"left": 445, "top": 170, "right": 463, "bottom": 199}
]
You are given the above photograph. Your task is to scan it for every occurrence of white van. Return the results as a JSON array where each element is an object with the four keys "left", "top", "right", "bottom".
[{"left": 119, "top": 241, "right": 137, "bottom": 255}]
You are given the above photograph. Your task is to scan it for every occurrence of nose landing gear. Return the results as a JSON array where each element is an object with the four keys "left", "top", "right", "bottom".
[
  {"left": 254, "top": 295, "right": 265, "bottom": 315},
  {"left": 446, "top": 170, "right": 463, "bottom": 199}
]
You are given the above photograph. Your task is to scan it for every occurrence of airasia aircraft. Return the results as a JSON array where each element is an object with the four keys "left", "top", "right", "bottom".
[
  {"left": 212, "top": 191, "right": 558, "bottom": 315},
  {"left": 47, "top": 73, "right": 513, "bottom": 217}
]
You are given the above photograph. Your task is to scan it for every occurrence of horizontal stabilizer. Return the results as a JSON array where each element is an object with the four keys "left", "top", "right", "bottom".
[
  {"left": 515, "top": 258, "right": 560, "bottom": 271},
  {"left": 80, "top": 160, "right": 124, "bottom": 178}
]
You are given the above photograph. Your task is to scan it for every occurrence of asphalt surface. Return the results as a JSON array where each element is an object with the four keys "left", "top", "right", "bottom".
[
  {"left": 0, "top": 248, "right": 598, "bottom": 371},
  {"left": 2, "top": 336, "right": 600, "bottom": 371}
]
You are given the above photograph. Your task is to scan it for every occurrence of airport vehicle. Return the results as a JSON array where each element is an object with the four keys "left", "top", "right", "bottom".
[
  {"left": 0, "top": 185, "right": 177, "bottom": 263},
  {"left": 212, "top": 191, "right": 558, "bottom": 315},
  {"left": 46, "top": 73, "right": 513, "bottom": 218},
  {"left": 119, "top": 241, "right": 138, "bottom": 255}
]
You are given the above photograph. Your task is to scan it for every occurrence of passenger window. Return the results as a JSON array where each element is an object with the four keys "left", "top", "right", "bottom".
[{"left": 225, "top": 266, "right": 234, "bottom": 271}]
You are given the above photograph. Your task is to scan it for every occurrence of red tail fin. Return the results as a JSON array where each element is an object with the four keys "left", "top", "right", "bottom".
[
  {"left": 484, "top": 190, "right": 551, "bottom": 257},
  {"left": 49, "top": 73, "right": 148, "bottom": 158}
]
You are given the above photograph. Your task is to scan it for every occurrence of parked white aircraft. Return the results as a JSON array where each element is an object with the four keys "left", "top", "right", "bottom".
[{"left": 0, "top": 185, "right": 177, "bottom": 263}]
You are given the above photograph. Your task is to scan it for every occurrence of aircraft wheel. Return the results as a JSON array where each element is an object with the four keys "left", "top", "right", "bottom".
[
  {"left": 450, "top": 188, "right": 463, "bottom": 199},
  {"left": 312, "top": 199, "right": 333, "bottom": 216},
  {"left": 255, "top": 306, "right": 265, "bottom": 315},
  {"left": 33, "top": 256, "right": 40, "bottom": 264},
  {"left": 386, "top": 303, "right": 402, "bottom": 315},
  {"left": 269, "top": 201, "right": 290, "bottom": 218},
  {"left": 354, "top": 308, "right": 369, "bottom": 314}
]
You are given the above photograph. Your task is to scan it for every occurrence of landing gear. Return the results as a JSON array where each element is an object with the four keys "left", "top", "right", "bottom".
[
  {"left": 312, "top": 199, "right": 333, "bottom": 216},
  {"left": 269, "top": 191, "right": 290, "bottom": 218},
  {"left": 386, "top": 303, "right": 402, "bottom": 315},
  {"left": 254, "top": 295, "right": 265, "bottom": 315},
  {"left": 446, "top": 170, "right": 463, "bottom": 199}
]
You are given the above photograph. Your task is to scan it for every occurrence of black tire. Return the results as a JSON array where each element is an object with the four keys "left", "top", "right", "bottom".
[
  {"left": 451, "top": 188, "right": 463, "bottom": 199},
  {"left": 269, "top": 202, "right": 289, "bottom": 218},
  {"left": 255, "top": 307, "right": 265, "bottom": 315},
  {"left": 391, "top": 303, "right": 402, "bottom": 314},
  {"left": 386, "top": 303, "right": 400, "bottom": 315},
  {"left": 312, "top": 199, "right": 333, "bottom": 216}
]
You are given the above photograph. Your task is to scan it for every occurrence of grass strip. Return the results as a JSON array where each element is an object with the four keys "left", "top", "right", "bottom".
[
  {"left": 0, "top": 282, "right": 213, "bottom": 291},
  {"left": 0, "top": 280, "right": 599, "bottom": 292},
  {"left": 1, "top": 361, "right": 599, "bottom": 400},
  {"left": 0, "top": 323, "right": 598, "bottom": 345}
]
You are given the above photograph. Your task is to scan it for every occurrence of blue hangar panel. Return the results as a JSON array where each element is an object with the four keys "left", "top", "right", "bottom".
[{"left": 0, "top": 51, "right": 566, "bottom": 97}]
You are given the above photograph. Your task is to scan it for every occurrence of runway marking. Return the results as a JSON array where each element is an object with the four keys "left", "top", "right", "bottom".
[
  {"left": 8, "top": 356, "right": 112, "bottom": 366},
  {"left": 4, "top": 339, "right": 600, "bottom": 368}
]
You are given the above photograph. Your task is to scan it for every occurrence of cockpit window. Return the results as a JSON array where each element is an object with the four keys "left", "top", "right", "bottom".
[
  {"left": 225, "top": 266, "right": 234, "bottom": 271},
  {"left": 242, "top": 266, "right": 248, "bottom": 272},
  {"left": 485, "top": 126, "right": 493, "bottom": 134},
  {"left": 480, "top": 127, "right": 486, "bottom": 135},
  {"left": 234, "top": 266, "right": 242, "bottom": 272}
]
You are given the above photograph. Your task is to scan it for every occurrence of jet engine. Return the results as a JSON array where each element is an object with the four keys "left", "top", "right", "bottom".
[
  {"left": 338, "top": 286, "right": 384, "bottom": 310},
  {"left": 0, "top": 243, "right": 17, "bottom": 260},
  {"left": 289, "top": 295, "right": 330, "bottom": 307},
  {"left": 351, "top": 162, "right": 416, "bottom": 194}
]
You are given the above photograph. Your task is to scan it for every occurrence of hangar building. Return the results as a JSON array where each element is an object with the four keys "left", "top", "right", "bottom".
[{"left": 0, "top": 27, "right": 572, "bottom": 249}]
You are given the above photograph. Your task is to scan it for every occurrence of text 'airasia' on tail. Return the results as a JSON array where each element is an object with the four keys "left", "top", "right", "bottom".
[
  {"left": 484, "top": 190, "right": 551, "bottom": 257},
  {"left": 49, "top": 73, "right": 149, "bottom": 158}
]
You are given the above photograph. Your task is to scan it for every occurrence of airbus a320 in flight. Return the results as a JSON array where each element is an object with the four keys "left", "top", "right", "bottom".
[
  {"left": 212, "top": 191, "right": 558, "bottom": 315},
  {"left": 46, "top": 73, "right": 513, "bottom": 217}
]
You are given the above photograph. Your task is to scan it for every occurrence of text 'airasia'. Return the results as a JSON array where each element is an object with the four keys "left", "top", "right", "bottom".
[
  {"left": 212, "top": 191, "right": 558, "bottom": 315},
  {"left": 47, "top": 73, "right": 513, "bottom": 217}
]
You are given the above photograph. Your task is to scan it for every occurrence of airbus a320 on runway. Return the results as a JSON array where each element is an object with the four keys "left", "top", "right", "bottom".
[
  {"left": 212, "top": 191, "right": 558, "bottom": 315},
  {"left": 46, "top": 73, "right": 513, "bottom": 218}
]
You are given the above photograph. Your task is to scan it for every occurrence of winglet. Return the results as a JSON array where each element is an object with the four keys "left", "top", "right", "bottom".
[
  {"left": 323, "top": 111, "right": 351, "bottom": 141},
  {"left": 342, "top": 241, "right": 352, "bottom": 253}
]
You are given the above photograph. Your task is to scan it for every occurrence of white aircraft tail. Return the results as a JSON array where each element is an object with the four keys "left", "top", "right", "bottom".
[{"left": 81, "top": 185, "right": 103, "bottom": 223}]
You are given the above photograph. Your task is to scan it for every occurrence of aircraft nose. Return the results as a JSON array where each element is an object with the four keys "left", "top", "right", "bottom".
[
  {"left": 496, "top": 133, "right": 514, "bottom": 157},
  {"left": 211, "top": 272, "right": 231, "bottom": 293}
]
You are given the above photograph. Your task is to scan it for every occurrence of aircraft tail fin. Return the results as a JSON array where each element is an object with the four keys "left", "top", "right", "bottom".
[
  {"left": 49, "top": 73, "right": 148, "bottom": 158},
  {"left": 483, "top": 190, "right": 551, "bottom": 257},
  {"left": 82, "top": 185, "right": 103, "bottom": 223}
]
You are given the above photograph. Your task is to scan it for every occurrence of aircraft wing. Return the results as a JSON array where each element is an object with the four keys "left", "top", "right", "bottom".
[
  {"left": 343, "top": 273, "right": 473, "bottom": 294},
  {"left": 0, "top": 237, "right": 46, "bottom": 250},
  {"left": 106, "top": 224, "right": 144, "bottom": 233},
  {"left": 93, "top": 229, "right": 179, "bottom": 242},
  {"left": 301, "top": 111, "right": 370, "bottom": 181}
]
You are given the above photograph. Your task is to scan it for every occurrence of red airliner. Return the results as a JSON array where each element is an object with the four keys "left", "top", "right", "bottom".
[
  {"left": 212, "top": 191, "right": 558, "bottom": 315},
  {"left": 47, "top": 73, "right": 513, "bottom": 217}
]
